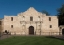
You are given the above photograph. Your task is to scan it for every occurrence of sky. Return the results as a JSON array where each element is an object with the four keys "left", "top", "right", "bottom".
[{"left": 0, "top": 0, "right": 64, "bottom": 18}]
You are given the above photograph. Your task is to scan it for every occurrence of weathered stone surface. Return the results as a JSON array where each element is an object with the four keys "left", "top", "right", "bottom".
[{"left": 1, "top": 7, "right": 59, "bottom": 35}]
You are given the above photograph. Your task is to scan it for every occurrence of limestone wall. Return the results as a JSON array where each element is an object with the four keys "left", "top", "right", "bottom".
[{"left": 3, "top": 7, "right": 59, "bottom": 35}]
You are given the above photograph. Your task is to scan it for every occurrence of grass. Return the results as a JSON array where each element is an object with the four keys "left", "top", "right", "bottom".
[{"left": 0, "top": 36, "right": 64, "bottom": 45}]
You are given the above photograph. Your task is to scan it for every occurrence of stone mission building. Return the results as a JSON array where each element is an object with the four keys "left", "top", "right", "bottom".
[{"left": 0, "top": 7, "right": 61, "bottom": 35}]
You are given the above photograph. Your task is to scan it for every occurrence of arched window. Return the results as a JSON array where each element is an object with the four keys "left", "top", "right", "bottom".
[
  {"left": 49, "top": 17, "right": 51, "bottom": 21},
  {"left": 30, "top": 16, "right": 33, "bottom": 21},
  {"left": 50, "top": 25, "right": 52, "bottom": 28},
  {"left": 11, "top": 25, "right": 13, "bottom": 28},
  {"left": 11, "top": 17, "right": 13, "bottom": 21}
]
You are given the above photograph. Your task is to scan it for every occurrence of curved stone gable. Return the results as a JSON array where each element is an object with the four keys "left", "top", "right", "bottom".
[{"left": 18, "top": 7, "right": 46, "bottom": 17}]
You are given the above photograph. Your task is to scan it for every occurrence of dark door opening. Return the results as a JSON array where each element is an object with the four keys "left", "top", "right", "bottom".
[
  {"left": 62, "top": 29, "right": 64, "bottom": 35},
  {"left": 29, "top": 26, "right": 34, "bottom": 35}
]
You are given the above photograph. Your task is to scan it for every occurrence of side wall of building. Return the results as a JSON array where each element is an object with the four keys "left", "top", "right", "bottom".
[{"left": 41, "top": 16, "right": 59, "bottom": 35}]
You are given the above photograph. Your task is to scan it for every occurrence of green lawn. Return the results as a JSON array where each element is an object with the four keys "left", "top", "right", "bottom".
[{"left": 0, "top": 36, "right": 64, "bottom": 45}]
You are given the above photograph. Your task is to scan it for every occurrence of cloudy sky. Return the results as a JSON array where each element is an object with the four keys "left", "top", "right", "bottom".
[{"left": 0, "top": 0, "right": 64, "bottom": 18}]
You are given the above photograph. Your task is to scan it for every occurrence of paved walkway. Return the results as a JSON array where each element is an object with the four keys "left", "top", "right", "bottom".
[
  {"left": 0, "top": 35, "right": 12, "bottom": 40},
  {"left": 51, "top": 35, "right": 64, "bottom": 40},
  {"left": 0, "top": 35, "right": 64, "bottom": 40}
]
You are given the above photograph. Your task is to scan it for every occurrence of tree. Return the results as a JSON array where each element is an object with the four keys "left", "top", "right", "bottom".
[
  {"left": 0, "top": 20, "right": 3, "bottom": 38},
  {"left": 57, "top": 4, "right": 64, "bottom": 25},
  {"left": 41, "top": 10, "right": 50, "bottom": 16},
  {"left": 0, "top": 24, "right": 2, "bottom": 37}
]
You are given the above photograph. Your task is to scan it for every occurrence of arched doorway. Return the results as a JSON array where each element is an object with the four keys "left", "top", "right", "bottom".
[
  {"left": 29, "top": 26, "right": 34, "bottom": 35},
  {"left": 62, "top": 29, "right": 64, "bottom": 35}
]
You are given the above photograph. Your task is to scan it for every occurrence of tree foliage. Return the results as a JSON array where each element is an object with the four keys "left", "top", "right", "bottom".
[
  {"left": 42, "top": 10, "right": 50, "bottom": 16},
  {"left": 0, "top": 21, "right": 2, "bottom": 37},
  {"left": 57, "top": 4, "right": 64, "bottom": 25}
]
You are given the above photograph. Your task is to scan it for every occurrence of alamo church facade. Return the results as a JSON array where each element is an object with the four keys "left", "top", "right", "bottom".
[{"left": 0, "top": 7, "right": 64, "bottom": 35}]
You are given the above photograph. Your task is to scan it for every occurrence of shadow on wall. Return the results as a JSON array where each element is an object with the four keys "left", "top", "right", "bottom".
[{"left": 62, "top": 29, "right": 64, "bottom": 35}]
